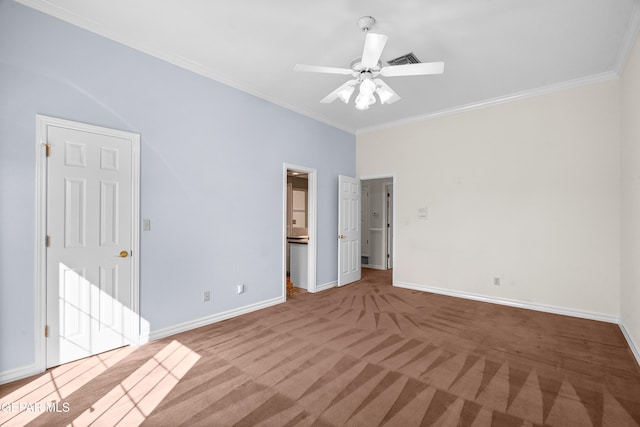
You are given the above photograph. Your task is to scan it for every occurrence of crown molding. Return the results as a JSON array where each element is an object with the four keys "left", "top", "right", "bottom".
[
  {"left": 15, "top": 0, "right": 630, "bottom": 137},
  {"left": 357, "top": 71, "right": 619, "bottom": 135},
  {"left": 14, "top": 0, "right": 355, "bottom": 134},
  {"left": 614, "top": 0, "right": 640, "bottom": 74}
]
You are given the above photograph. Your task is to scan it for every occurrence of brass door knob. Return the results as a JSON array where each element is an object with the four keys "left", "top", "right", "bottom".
[
  {"left": 339, "top": 234, "right": 346, "bottom": 239},
  {"left": 119, "top": 250, "right": 129, "bottom": 258}
]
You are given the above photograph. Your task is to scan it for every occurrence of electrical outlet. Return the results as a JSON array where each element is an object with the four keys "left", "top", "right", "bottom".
[
  {"left": 203, "top": 291, "right": 210, "bottom": 302},
  {"left": 143, "top": 219, "right": 151, "bottom": 231},
  {"left": 493, "top": 277, "right": 501, "bottom": 286},
  {"left": 237, "top": 284, "right": 244, "bottom": 294}
]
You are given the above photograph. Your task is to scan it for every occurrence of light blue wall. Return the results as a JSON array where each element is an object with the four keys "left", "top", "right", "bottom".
[{"left": 0, "top": 0, "right": 354, "bottom": 374}]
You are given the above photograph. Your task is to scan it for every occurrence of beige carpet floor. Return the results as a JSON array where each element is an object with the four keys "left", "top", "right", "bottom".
[{"left": 1, "top": 268, "right": 639, "bottom": 426}]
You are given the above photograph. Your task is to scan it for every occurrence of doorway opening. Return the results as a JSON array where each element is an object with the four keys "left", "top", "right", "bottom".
[
  {"left": 282, "top": 164, "right": 317, "bottom": 299},
  {"left": 361, "top": 177, "right": 394, "bottom": 275}
]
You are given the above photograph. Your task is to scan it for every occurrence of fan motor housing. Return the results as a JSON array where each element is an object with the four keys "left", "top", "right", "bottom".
[
  {"left": 357, "top": 16, "right": 376, "bottom": 32},
  {"left": 350, "top": 58, "right": 382, "bottom": 73}
]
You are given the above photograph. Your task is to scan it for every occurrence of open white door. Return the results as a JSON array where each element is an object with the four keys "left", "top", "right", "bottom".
[
  {"left": 40, "top": 116, "right": 139, "bottom": 368},
  {"left": 338, "top": 175, "right": 361, "bottom": 286}
]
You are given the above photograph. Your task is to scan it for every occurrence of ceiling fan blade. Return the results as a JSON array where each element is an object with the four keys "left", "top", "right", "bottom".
[
  {"left": 373, "top": 79, "right": 401, "bottom": 104},
  {"left": 361, "top": 33, "right": 388, "bottom": 68},
  {"left": 320, "top": 80, "right": 357, "bottom": 104},
  {"left": 294, "top": 64, "right": 353, "bottom": 75},
  {"left": 380, "top": 61, "right": 445, "bottom": 77}
]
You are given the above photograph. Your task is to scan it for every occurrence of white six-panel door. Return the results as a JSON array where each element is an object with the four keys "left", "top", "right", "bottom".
[
  {"left": 338, "top": 175, "right": 361, "bottom": 286},
  {"left": 44, "top": 120, "right": 136, "bottom": 368}
]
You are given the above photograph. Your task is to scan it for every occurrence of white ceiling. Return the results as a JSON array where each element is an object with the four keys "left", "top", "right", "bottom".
[{"left": 17, "top": 0, "right": 640, "bottom": 134}]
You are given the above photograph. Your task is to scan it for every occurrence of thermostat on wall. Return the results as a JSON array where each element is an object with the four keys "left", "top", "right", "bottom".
[{"left": 418, "top": 207, "right": 428, "bottom": 219}]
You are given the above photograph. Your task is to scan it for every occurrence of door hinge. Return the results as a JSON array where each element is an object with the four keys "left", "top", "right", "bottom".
[
  {"left": 44, "top": 143, "right": 51, "bottom": 157},
  {"left": 45, "top": 235, "right": 50, "bottom": 247},
  {"left": 45, "top": 325, "right": 49, "bottom": 338}
]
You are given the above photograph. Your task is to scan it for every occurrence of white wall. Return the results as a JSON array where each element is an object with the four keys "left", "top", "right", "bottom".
[
  {"left": 357, "top": 79, "right": 621, "bottom": 319},
  {"left": 621, "top": 35, "right": 640, "bottom": 358}
]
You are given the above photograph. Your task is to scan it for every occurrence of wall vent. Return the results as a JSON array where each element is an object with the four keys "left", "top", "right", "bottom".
[{"left": 386, "top": 52, "right": 421, "bottom": 66}]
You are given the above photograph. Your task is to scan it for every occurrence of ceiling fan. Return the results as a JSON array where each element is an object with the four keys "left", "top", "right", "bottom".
[{"left": 294, "top": 16, "right": 444, "bottom": 110}]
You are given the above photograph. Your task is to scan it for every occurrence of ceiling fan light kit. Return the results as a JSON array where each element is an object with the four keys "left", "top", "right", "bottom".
[
  {"left": 336, "top": 83, "right": 355, "bottom": 103},
  {"left": 355, "top": 77, "right": 376, "bottom": 110},
  {"left": 294, "top": 16, "right": 444, "bottom": 110}
]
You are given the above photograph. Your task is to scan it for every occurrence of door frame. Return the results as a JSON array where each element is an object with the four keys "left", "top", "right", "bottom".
[
  {"left": 360, "top": 174, "right": 396, "bottom": 280},
  {"left": 385, "top": 182, "right": 393, "bottom": 270},
  {"left": 282, "top": 163, "right": 317, "bottom": 296},
  {"left": 34, "top": 114, "right": 141, "bottom": 372}
]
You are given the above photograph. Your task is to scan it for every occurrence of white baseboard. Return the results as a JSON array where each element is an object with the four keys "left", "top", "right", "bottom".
[
  {"left": 314, "top": 280, "right": 337, "bottom": 293},
  {"left": 394, "top": 281, "right": 619, "bottom": 324},
  {"left": 4, "top": 288, "right": 637, "bottom": 385},
  {"left": 619, "top": 322, "right": 640, "bottom": 367},
  {"left": 0, "top": 363, "right": 39, "bottom": 385},
  {"left": 2, "top": 296, "right": 286, "bottom": 384},
  {"left": 147, "top": 295, "right": 285, "bottom": 342}
]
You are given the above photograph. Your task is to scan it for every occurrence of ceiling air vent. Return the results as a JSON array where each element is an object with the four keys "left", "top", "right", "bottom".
[{"left": 386, "top": 52, "right": 421, "bottom": 66}]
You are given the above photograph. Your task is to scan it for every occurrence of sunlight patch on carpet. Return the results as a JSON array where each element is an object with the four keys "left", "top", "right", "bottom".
[
  {"left": 0, "top": 346, "right": 134, "bottom": 426},
  {"left": 70, "top": 340, "right": 200, "bottom": 426}
]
